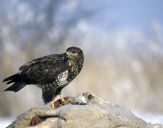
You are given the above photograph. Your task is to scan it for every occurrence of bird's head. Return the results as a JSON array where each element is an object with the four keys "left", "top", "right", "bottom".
[{"left": 66, "top": 47, "right": 83, "bottom": 59}]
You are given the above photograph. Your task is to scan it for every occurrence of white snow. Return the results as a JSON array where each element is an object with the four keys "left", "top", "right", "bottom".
[
  {"left": 133, "top": 110, "right": 163, "bottom": 124},
  {"left": 0, "top": 118, "right": 15, "bottom": 128}
]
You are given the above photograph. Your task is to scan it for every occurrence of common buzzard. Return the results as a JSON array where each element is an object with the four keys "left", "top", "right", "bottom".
[{"left": 3, "top": 47, "right": 84, "bottom": 107}]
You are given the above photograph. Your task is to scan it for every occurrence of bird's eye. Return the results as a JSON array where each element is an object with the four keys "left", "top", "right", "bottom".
[{"left": 72, "top": 51, "right": 76, "bottom": 54}]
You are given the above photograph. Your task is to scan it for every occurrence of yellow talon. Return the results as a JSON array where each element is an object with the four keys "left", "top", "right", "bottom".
[
  {"left": 50, "top": 101, "right": 55, "bottom": 108},
  {"left": 50, "top": 95, "right": 70, "bottom": 108},
  {"left": 60, "top": 95, "right": 66, "bottom": 104},
  {"left": 60, "top": 95, "right": 71, "bottom": 105}
]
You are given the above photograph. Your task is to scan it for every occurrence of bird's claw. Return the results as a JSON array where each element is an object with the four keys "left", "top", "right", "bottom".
[
  {"left": 50, "top": 96, "right": 71, "bottom": 109},
  {"left": 60, "top": 95, "right": 71, "bottom": 105}
]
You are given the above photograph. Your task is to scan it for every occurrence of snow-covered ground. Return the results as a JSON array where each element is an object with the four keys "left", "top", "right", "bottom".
[
  {"left": 0, "top": 118, "right": 15, "bottom": 128},
  {"left": 133, "top": 110, "right": 163, "bottom": 124}
]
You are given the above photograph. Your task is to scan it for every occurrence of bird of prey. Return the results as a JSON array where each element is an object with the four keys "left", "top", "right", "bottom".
[{"left": 3, "top": 47, "right": 84, "bottom": 107}]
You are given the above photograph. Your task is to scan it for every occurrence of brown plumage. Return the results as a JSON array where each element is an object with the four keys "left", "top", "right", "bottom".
[{"left": 3, "top": 47, "right": 84, "bottom": 104}]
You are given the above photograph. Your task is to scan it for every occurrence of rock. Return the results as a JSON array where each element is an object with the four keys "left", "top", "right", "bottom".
[{"left": 7, "top": 92, "right": 163, "bottom": 128}]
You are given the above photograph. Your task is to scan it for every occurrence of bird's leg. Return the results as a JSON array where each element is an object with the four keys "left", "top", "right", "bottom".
[
  {"left": 60, "top": 95, "right": 66, "bottom": 104},
  {"left": 50, "top": 95, "right": 69, "bottom": 109},
  {"left": 50, "top": 101, "right": 55, "bottom": 108},
  {"left": 60, "top": 94, "right": 71, "bottom": 105}
]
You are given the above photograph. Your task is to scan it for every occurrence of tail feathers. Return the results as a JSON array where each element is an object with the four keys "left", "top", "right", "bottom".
[
  {"left": 3, "top": 73, "right": 22, "bottom": 83},
  {"left": 4, "top": 83, "right": 26, "bottom": 92},
  {"left": 3, "top": 73, "right": 26, "bottom": 92}
]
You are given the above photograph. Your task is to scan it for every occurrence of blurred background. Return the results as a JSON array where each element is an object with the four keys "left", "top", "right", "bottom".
[{"left": 0, "top": 0, "right": 163, "bottom": 127}]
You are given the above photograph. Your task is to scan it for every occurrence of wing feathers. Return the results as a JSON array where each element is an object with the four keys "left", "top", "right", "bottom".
[{"left": 20, "top": 54, "right": 69, "bottom": 84}]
